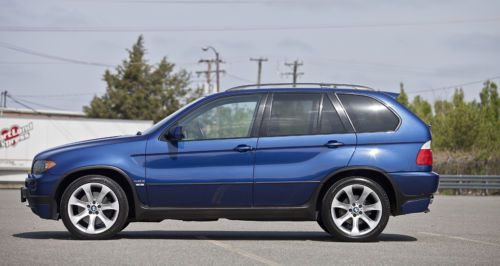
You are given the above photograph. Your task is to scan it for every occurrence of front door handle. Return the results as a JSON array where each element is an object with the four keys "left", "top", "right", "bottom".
[
  {"left": 234, "top": 144, "right": 254, "bottom": 152},
  {"left": 325, "top": 140, "right": 344, "bottom": 148}
]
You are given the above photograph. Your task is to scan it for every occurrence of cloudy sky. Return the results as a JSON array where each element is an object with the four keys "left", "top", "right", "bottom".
[{"left": 1, "top": 0, "right": 499, "bottom": 112}]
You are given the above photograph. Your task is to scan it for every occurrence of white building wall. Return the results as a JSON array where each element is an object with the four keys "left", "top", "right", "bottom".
[{"left": 0, "top": 116, "right": 153, "bottom": 182}]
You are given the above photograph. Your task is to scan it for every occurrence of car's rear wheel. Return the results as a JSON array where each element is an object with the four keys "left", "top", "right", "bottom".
[
  {"left": 60, "top": 175, "right": 129, "bottom": 240},
  {"left": 321, "top": 177, "right": 390, "bottom": 242}
]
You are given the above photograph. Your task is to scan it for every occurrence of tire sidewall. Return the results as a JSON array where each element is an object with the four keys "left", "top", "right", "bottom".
[
  {"left": 321, "top": 177, "right": 390, "bottom": 242},
  {"left": 60, "top": 175, "right": 129, "bottom": 240}
]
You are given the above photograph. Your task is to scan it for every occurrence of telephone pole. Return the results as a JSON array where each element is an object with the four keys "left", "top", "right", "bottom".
[
  {"left": 282, "top": 60, "right": 304, "bottom": 87},
  {"left": 201, "top": 46, "right": 225, "bottom": 92},
  {"left": 0, "top": 91, "right": 7, "bottom": 116},
  {"left": 0, "top": 91, "right": 7, "bottom": 108},
  {"left": 196, "top": 59, "right": 215, "bottom": 93},
  {"left": 250, "top": 57, "right": 268, "bottom": 87}
]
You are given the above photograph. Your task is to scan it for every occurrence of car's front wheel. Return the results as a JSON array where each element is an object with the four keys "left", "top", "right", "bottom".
[
  {"left": 60, "top": 175, "right": 129, "bottom": 240},
  {"left": 321, "top": 177, "right": 390, "bottom": 242}
]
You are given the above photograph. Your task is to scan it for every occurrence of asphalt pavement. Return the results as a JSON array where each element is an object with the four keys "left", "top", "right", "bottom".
[{"left": 0, "top": 190, "right": 499, "bottom": 265}]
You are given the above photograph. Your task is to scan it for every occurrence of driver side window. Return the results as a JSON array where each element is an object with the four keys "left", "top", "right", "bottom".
[{"left": 179, "top": 94, "right": 261, "bottom": 141}]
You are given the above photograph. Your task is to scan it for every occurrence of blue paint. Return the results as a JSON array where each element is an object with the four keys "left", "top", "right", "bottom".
[{"left": 24, "top": 86, "right": 438, "bottom": 221}]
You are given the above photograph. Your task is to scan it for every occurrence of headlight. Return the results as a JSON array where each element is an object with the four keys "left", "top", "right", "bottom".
[{"left": 32, "top": 160, "right": 56, "bottom": 174}]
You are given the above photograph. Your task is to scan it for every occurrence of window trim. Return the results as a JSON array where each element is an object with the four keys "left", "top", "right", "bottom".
[
  {"left": 160, "top": 93, "right": 265, "bottom": 142},
  {"left": 261, "top": 92, "right": 350, "bottom": 138},
  {"left": 335, "top": 92, "right": 402, "bottom": 133},
  {"left": 326, "top": 92, "right": 355, "bottom": 133}
]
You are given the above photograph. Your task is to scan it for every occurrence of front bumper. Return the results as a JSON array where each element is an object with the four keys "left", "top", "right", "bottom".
[{"left": 20, "top": 186, "right": 58, "bottom": 220}]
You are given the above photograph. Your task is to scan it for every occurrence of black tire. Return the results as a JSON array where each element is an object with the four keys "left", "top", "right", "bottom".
[
  {"left": 60, "top": 175, "right": 129, "bottom": 240},
  {"left": 317, "top": 217, "right": 330, "bottom": 234},
  {"left": 121, "top": 221, "right": 130, "bottom": 231},
  {"left": 320, "top": 177, "right": 390, "bottom": 242}
]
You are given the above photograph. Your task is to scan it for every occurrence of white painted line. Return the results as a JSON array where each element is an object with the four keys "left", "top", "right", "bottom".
[
  {"left": 419, "top": 232, "right": 500, "bottom": 248},
  {"left": 197, "top": 236, "right": 281, "bottom": 266}
]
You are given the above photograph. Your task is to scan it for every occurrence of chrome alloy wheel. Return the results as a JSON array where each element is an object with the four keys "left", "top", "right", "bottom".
[
  {"left": 331, "top": 184, "right": 382, "bottom": 236},
  {"left": 67, "top": 183, "right": 119, "bottom": 234}
]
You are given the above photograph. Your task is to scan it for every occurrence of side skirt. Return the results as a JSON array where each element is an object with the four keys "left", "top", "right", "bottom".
[{"left": 133, "top": 205, "right": 317, "bottom": 222}]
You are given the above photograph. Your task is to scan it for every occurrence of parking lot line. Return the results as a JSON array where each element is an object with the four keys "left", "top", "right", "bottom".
[
  {"left": 419, "top": 232, "right": 500, "bottom": 248},
  {"left": 196, "top": 236, "right": 281, "bottom": 266}
]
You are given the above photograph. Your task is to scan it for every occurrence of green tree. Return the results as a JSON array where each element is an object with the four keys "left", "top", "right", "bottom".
[
  {"left": 397, "top": 82, "right": 410, "bottom": 107},
  {"left": 432, "top": 89, "right": 480, "bottom": 151},
  {"left": 397, "top": 83, "right": 432, "bottom": 123},
  {"left": 475, "top": 81, "right": 500, "bottom": 157},
  {"left": 411, "top": 96, "right": 433, "bottom": 124},
  {"left": 84, "top": 36, "right": 203, "bottom": 122}
]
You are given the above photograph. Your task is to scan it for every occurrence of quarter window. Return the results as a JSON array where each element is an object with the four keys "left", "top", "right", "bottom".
[
  {"left": 319, "top": 96, "right": 346, "bottom": 134},
  {"left": 338, "top": 94, "right": 399, "bottom": 132},
  {"left": 179, "top": 94, "right": 261, "bottom": 140}
]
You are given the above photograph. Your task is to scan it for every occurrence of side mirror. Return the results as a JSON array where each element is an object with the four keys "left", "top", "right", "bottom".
[{"left": 167, "top": 125, "right": 184, "bottom": 141}]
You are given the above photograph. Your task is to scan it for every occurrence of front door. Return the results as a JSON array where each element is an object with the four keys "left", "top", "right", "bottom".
[
  {"left": 253, "top": 92, "right": 356, "bottom": 206},
  {"left": 145, "top": 94, "right": 264, "bottom": 207}
]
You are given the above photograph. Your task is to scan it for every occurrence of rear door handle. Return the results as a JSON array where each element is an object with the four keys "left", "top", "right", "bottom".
[
  {"left": 234, "top": 144, "right": 254, "bottom": 152},
  {"left": 324, "top": 140, "right": 344, "bottom": 148}
]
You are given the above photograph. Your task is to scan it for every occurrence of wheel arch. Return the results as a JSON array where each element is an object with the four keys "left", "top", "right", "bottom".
[
  {"left": 53, "top": 166, "right": 138, "bottom": 219},
  {"left": 315, "top": 166, "right": 401, "bottom": 215}
]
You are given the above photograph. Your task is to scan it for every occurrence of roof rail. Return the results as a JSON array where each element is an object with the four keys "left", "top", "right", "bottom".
[{"left": 228, "top": 83, "right": 375, "bottom": 91}]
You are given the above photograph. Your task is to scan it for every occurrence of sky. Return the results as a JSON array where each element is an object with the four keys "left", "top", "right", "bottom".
[{"left": 0, "top": 0, "right": 499, "bottom": 112}]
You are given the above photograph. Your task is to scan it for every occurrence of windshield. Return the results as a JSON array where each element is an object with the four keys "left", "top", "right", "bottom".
[{"left": 141, "top": 97, "right": 206, "bottom": 135}]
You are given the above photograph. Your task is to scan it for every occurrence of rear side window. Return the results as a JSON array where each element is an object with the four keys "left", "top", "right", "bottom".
[
  {"left": 338, "top": 94, "right": 399, "bottom": 132},
  {"left": 267, "top": 93, "right": 321, "bottom": 136}
]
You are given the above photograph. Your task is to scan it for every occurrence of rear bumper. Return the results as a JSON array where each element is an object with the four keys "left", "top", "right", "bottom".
[
  {"left": 389, "top": 171, "right": 439, "bottom": 215},
  {"left": 20, "top": 186, "right": 58, "bottom": 220}
]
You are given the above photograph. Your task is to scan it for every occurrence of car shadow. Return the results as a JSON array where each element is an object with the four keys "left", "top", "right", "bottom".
[{"left": 13, "top": 230, "right": 417, "bottom": 242}]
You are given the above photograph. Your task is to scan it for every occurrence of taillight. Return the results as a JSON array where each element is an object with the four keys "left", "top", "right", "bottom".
[{"left": 416, "top": 140, "right": 433, "bottom": 166}]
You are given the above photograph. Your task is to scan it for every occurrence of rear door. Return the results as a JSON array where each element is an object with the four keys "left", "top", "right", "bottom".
[{"left": 253, "top": 92, "right": 356, "bottom": 206}]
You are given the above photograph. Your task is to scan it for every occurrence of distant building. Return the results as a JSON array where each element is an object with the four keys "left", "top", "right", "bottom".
[{"left": 0, "top": 108, "right": 153, "bottom": 183}]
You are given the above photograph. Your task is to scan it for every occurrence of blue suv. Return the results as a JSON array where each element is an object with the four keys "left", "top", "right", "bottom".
[{"left": 21, "top": 83, "right": 439, "bottom": 241}]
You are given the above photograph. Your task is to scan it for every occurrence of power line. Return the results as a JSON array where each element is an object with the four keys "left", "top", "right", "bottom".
[
  {"left": 71, "top": 0, "right": 318, "bottom": 3},
  {"left": 225, "top": 73, "right": 253, "bottom": 83},
  {"left": 5, "top": 94, "right": 40, "bottom": 112},
  {"left": 1, "top": 18, "right": 499, "bottom": 32},
  {"left": 15, "top": 92, "right": 97, "bottom": 98},
  {"left": 407, "top": 75, "right": 500, "bottom": 94},
  {"left": 0, "top": 41, "right": 113, "bottom": 67},
  {"left": 8, "top": 96, "right": 66, "bottom": 110}
]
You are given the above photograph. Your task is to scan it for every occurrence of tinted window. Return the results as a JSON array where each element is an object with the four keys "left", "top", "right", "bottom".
[
  {"left": 338, "top": 94, "right": 399, "bottom": 132},
  {"left": 320, "top": 96, "right": 346, "bottom": 134},
  {"left": 267, "top": 93, "right": 321, "bottom": 136},
  {"left": 179, "top": 94, "right": 261, "bottom": 140}
]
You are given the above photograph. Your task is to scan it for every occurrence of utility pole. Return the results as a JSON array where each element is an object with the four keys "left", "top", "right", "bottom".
[
  {"left": 202, "top": 46, "right": 225, "bottom": 92},
  {"left": 196, "top": 59, "right": 215, "bottom": 93},
  {"left": 250, "top": 57, "right": 268, "bottom": 87},
  {"left": 0, "top": 91, "right": 7, "bottom": 116},
  {"left": 282, "top": 60, "right": 304, "bottom": 87},
  {"left": 0, "top": 91, "right": 7, "bottom": 108}
]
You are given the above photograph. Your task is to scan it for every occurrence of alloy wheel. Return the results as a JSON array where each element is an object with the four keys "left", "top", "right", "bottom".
[
  {"left": 67, "top": 183, "right": 120, "bottom": 234},
  {"left": 330, "top": 184, "right": 383, "bottom": 236}
]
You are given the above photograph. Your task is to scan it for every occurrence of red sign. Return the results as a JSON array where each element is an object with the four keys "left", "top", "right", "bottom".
[{"left": 0, "top": 122, "right": 33, "bottom": 148}]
